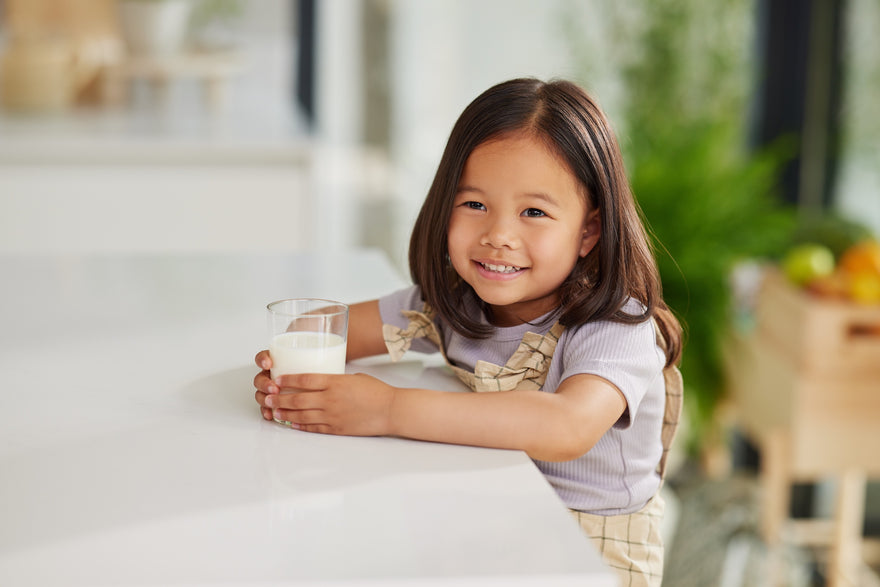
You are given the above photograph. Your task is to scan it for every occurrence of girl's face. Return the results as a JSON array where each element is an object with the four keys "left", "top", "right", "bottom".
[{"left": 447, "top": 133, "right": 600, "bottom": 326}]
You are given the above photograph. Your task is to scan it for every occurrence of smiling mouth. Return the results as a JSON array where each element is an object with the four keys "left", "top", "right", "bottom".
[{"left": 478, "top": 262, "right": 523, "bottom": 274}]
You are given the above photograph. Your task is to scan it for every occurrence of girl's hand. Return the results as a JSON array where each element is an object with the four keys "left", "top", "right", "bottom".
[
  {"left": 255, "top": 299, "right": 390, "bottom": 424},
  {"left": 263, "top": 372, "right": 396, "bottom": 436},
  {"left": 254, "top": 351, "right": 395, "bottom": 435},
  {"left": 253, "top": 350, "right": 277, "bottom": 421}
]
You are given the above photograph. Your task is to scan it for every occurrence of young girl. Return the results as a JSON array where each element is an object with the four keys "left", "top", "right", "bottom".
[{"left": 254, "top": 77, "right": 683, "bottom": 586}]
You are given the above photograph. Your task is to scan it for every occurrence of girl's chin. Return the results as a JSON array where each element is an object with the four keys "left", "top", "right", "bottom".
[
  {"left": 471, "top": 290, "right": 560, "bottom": 322},
  {"left": 467, "top": 287, "right": 521, "bottom": 309}
]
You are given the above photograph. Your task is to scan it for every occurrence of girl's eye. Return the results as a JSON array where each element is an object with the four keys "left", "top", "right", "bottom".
[
  {"left": 523, "top": 208, "right": 546, "bottom": 218},
  {"left": 463, "top": 201, "right": 486, "bottom": 211}
]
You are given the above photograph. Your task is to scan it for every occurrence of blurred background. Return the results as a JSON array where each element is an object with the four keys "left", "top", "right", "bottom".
[{"left": 1, "top": 0, "right": 878, "bottom": 585}]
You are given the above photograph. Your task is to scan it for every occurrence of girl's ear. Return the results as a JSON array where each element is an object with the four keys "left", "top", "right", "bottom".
[{"left": 579, "top": 209, "right": 601, "bottom": 258}]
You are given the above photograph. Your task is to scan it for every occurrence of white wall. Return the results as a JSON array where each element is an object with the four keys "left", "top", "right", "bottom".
[
  {"left": 0, "top": 159, "right": 314, "bottom": 254},
  {"left": 834, "top": 0, "right": 880, "bottom": 235}
]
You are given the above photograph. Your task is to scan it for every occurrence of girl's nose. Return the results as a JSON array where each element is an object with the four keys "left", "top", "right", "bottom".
[{"left": 480, "top": 217, "right": 519, "bottom": 249}]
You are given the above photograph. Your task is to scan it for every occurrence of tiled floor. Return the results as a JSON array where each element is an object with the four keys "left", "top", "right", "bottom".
[{"left": 663, "top": 467, "right": 880, "bottom": 586}]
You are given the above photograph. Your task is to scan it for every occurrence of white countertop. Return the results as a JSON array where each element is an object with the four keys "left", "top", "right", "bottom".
[{"left": 0, "top": 250, "right": 615, "bottom": 586}]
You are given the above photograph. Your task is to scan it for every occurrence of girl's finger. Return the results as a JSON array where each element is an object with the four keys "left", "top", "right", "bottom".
[
  {"left": 254, "top": 350, "right": 272, "bottom": 370},
  {"left": 275, "top": 372, "right": 331, "bottom": 391},
  {"left": 269, "top": 389, "right": 324, "bottom": 411},
  {"left": 273, "top": 408, "right": 326, "bottom": 427},
  {"left": 253, "top": 371, "right": 279, "bottom": 394},
  {"left": 254, "top": 390, "right": 274, "bottom": 420}
]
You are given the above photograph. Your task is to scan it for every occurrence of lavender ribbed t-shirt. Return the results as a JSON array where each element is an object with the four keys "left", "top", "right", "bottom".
[{"left": 378, "top": 285, "right": 666, "bottom": 515}]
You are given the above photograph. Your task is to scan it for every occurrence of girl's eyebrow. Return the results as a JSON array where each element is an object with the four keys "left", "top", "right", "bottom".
[{"left": 524, "top": 191, "right": 560, "bottom": 207}]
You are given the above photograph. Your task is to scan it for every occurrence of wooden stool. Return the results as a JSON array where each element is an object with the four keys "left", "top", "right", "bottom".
[{"left": 725, "top": 269, "right": 880, "bottom": 586}]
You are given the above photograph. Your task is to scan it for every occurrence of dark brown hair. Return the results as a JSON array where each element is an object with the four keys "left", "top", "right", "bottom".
[{"left": 408, "top": 78, "right": 682, "bottom": 367}]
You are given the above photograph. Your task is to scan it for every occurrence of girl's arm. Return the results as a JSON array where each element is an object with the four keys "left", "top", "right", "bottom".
[
  {"left": 259, "top": 370, "right": 626, "bottom": 462},
  {"left": 254, "top": 298, "right": 627, "bottom": 461},
  {"left": 387, "top": 375, "right": 626, "bottom": 462},
  {"left": 345, "top": 300, "right": 388, "bottom": 360}
]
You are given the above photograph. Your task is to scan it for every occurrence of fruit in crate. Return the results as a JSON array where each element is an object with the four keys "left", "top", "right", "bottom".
[
  {"left": 838, "top": 240, "right": 880, "bottom": 275},
  {"left": 840, "top": 240, "right": 880, "bottom": 304},
  {"left": 848, "top": 272, "right": 880, "bottom": 304},
  {"left": 793, "top": 239, "right": 880, "bottom": 305},
  {"left": 782, "top": 243, "right": 835, "bottom": 286},
  {"left": 806, "top": 269, "right": 850, "bottom": 299}
]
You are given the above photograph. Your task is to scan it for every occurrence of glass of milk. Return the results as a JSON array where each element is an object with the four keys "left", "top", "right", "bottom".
[{"left": 266, "top": 298, "right": 349, "bottom": 425}]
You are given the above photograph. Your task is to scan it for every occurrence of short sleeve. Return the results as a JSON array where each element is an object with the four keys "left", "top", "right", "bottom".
[{"left": 559, "top": 317, "right": 664, "bottom": 428}]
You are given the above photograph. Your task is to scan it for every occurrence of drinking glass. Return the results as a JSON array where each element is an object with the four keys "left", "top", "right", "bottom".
[{"left": 266, "top": 298, "right": 349, "bottom": 425}]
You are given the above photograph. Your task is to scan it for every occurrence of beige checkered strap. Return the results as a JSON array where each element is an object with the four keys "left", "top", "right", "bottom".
[
  {"left": 382, "top": 305, "right": 564, "bottom": 393},
  {"left": 451, "top": 323, "right": 564, "bottom": 392},
  {"left": 382, "top": 307, "right": 443, "bottom": 362},
  {"left": 654, "top": 320, "right": 683, "bottom": 479}
]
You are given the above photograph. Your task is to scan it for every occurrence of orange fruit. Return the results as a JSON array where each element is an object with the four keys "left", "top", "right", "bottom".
[
  {"left": 849, "top": 271, "right": 880, "bottom": 305},
  {"left": 839, "top": 240, "right": 880, "bottom": 276}
]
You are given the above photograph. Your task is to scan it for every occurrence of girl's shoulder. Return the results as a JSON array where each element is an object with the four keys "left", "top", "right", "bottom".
[
  {"left": 377, "top": 285, "right": 425, "bottom": 325},
  {"left": 560, "top": 300, "right": 660, "bottom": 361}
]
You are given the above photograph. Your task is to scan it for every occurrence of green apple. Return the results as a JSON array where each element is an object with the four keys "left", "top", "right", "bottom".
[{"left": 782, "top": 243, "right": 835, "bottom": 286}]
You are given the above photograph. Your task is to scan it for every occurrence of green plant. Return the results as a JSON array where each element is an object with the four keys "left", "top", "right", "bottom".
[
  {"left": 630, "top": 121, "right": 795, "bottom": 442},
  {"left": 565, "top": 0, "right": 798, "bottom": 448}
]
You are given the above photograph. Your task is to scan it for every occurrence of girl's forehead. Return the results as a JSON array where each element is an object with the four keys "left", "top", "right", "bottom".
[
  {"left": 473, "top": 129, "right": 550, "bottom": 151},
  {"left": 468, "top": 132, "right": 564, "bottom": 166},
  {"left": 459, "top": 135, "right": 594, "bottom": 210},
  {"left": 459, "top": 134, "right": 591, "bottom": 209},
  {"left": 467, "top": 133, "right": 581, "bottom": 179}
]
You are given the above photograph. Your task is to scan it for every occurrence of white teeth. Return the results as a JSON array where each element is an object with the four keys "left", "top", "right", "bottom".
[{"left": 481, "top": 262, "right": 521, "bottom": 273}]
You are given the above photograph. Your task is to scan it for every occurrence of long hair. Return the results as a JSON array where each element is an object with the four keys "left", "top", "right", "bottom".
[{"left": 408, "top": 78, "right": 682, "bottom": 367}]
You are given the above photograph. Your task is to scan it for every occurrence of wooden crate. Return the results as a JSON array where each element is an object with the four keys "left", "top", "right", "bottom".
[
  {"left": 726, "top": 268, "right": 880, "bottom": 476},
  {"left": 754, "top": 269, "right": 880, "bottom": 378}
]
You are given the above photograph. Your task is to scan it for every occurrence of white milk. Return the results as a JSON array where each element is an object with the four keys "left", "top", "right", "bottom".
[{"left": 269, "top": 331, "right": 347, "bottom": 378}]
